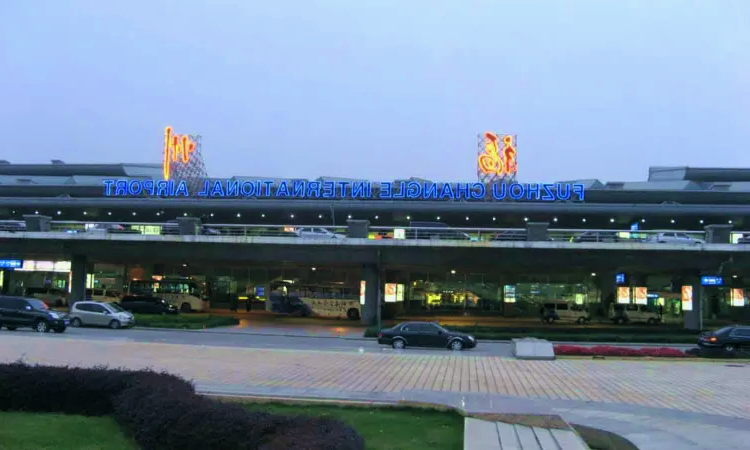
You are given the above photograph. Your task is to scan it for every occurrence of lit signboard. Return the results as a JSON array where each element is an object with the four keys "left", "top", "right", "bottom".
[
  {"left": 614, "top": 273, "right": 626, "bottom": 285},
  {"left": 681, "top": 285, "right": 693, "bottom": 311},
  {"left": 102, "top": 179, "right": 585, "bottom": 202},
  {"left": 617, "top": 286, "right": 631, "bottom": 304},
  {"left": 162, "top": 126, "right": 196, "bottom": 180},
  {"left": 477, "top": 132, "right": 517, "bottom": 178},
  {"left": 384, "top": 283, "right": 397, "bottom": 303},
  {"left": 0, "top": 259, "right": 23, "bottom": 269},
  {"left": 731, "top": 288, "right": 745, "bottom": 307},
  {"left": 700, "top": 276, "right": 724, "bottom": 286},
  {"left": 634, "top": 287, "right": 648, "bottom": 305}
]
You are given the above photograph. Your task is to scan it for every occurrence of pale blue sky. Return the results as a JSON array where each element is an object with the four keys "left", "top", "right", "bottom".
[{"left": 1, "top": 0, "right": 748, "bottom": 182}]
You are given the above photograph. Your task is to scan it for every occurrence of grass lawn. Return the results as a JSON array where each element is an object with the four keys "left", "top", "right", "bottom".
[
  {"left": 242, "top": 402, "right": 464, "bottom": 450},
  {"left": 0, "top": 412, "right": 137, "bottom": 450},
  {"left": 134, "top": 313, "right": 239, "bottom": 329}
]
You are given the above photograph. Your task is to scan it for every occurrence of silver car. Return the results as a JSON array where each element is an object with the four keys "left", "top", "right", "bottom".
[{"left": 69, "top": 301, "right": 135, "bottom": 329}]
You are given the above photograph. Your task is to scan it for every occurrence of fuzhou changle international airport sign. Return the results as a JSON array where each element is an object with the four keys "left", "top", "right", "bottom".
[{"left": 102, "top": 179, "right": 585, "bottom": 202}]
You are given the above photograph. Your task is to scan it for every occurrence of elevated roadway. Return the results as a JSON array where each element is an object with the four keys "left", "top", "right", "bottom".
[{"left": 0, "top": 228, "right": 748, "bottom": 273}]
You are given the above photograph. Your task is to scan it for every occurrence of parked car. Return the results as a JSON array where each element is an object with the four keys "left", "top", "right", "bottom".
[
  {"left": 571, "top": 231, "right": 621, "bottom": 243},
  {"left": 491, "top": 230, "right": 527, "bottom": 241},
  {"left": 377, "top": 321, "right": 477, "bottom": 350},
  {"left": 0, "top": 220, "right": 26, "bottom": 232},
  {"left": 69, "top": 301, "right": 135, "bottom": 329},
  {"left": 24, "top": 287, "right": 68, "bottom": 307},
  {"left": 295, "top": 227, "right": 346, "bottom": 239},
  {"left": 609, "top": 304, "right": 662, "bottom": 325},
  {"left": 0, "top": 295, "right": 68, "bottom": 333},
  {"left": 119, "top": 295, "right": 178, "bottom": 315},
  {"left": 648, "top": 232, "right": 705, "bottom": 245},
  {"left": 161, "top": 221, "right": 221, "bottom": 236},
  {"left": 737, "top": 234, "right": 750, "bottom": 244},
  {"left": 697, "top": 325, "right": 750, "bottom": 354},
  {"left": 540, "top": 301, "right": 590, "bottom": 324}
]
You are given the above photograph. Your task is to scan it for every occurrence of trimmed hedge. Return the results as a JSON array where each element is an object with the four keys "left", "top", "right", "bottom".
[
  {"left": 0, "top": 362, "right": 364, "bottom": 450},
  {"left": 554, "top": 345, "right": 692, "bottom": 358}
]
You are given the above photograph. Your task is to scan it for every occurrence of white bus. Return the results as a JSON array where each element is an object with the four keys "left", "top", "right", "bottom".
[{"left": 128, "top": 278, "right": 208, "bottom": 312}]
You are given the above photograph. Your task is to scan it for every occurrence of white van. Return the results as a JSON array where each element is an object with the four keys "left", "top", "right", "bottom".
[
  {"left": 609, "top": 304, "right": 662, "bottom": 325},
  {"left": 85, "top": 288, "right": 121, "bottom": 303},
  {"left": 541, "top": 301, "right": 590, "bottom": 324}
]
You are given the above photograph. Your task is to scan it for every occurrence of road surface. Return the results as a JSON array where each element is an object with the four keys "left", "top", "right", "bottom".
[{"left": 0, "top": 325, "right": 696, "bottom": 356}]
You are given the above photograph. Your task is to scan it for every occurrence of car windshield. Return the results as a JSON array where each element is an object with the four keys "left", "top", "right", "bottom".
[
  {"left": 714, "top": 326, "right": 735, "bottom": 335},
  {"left": 27, "top": 299, "right": 48, "bottom": 310}
]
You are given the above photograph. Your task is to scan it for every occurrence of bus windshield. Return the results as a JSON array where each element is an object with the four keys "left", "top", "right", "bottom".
[{"left": 130, "top": 279, "right": 200, "bottom": 296}]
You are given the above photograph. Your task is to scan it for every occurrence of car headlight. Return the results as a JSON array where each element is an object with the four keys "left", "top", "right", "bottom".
[
  {"left": 468, "top": 336, "right": 475, "bottom": 341},
  {"left": 48, "top": 312, "right": 61, "bottom": 319}
]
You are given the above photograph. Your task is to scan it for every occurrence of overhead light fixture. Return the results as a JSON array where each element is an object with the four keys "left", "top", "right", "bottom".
[
  {"left": 553, "top": 217, "right": 558, "bottom": 222},
  {"left": 237, "top": 213, "right": 242, "bottom": 218},
  {"left": 609, "top": 218, "right": 615, "bottom": 223},
  {"left": 406, "top": 215, "right": 411, "bottom": 220},
  {"left": 290, "top": 214, "right": 295, "bottom": 219},
  {"left": 450, "top": 269, "right": 456, "bottom": 275},
  {"left": 318, "top": 214, "right": 323, "bottom": 219},
  {"left": 523, "top": 217, "right": 528, "bottom": 222},
  {"left": 83, "top": 211, "right": 87, "bottom": 216},
  {"left": 374, "top": 215, "right": 379, "bottom": 220},
  {"left": 261, "top": 213, "right": 265, "bottom": 218},
  {"left": 183, "top": 212, "right": 188, "bottom": 216},
  {"left": 107, "top": 212, "right": 112, "bottom": 216},
  {"left": 210, "top": 213, "right": 214, "bottom": 217},
  {"left": 641, "top": 218, "right": 646, "bottom": 223},
  {"left": 57, "top": 211, "right": 62, "bottom": 215},
  {"left": 156, "top": 212, "right": 161, "bottom": 216},
  {"left": 733, "top": 275, "right": 738, "bottom": 279},
  {"left": 131, "top": 212, "right": 136, "bottom": 216},
  {"left": 728, "top": 220, "right": 733, "bottom": 224},
  {"left": 591, "top": 272, "right": 597, "bottom": 277},
  {"left": 182, "top": 263, "right": 187, "bottom": 267},
  {"left": 670, "top": 219, "right": 675, "bottom": 224},
  {"left": 348, "top": 214, "right": 352, "bottom": 219},
  {"left": 699, "top": 219, "right": 704, "bottom": 224},
  {"left": 465, "top": 216, "right": 469, "bottom": 221},
  {"left": 311, "top": 267, "right": 317, "bottom": 271},
  {"left": 436, "top": 216, "right": 441, "bottom": 220},
  {"left": 34, "top": 210, "right": 39, "bottom": 215},
  {"left": 492, "top": 217, "right": 496, "bottom": 221},
  {"left": 582, "top": 218, "right": 587, "bottom": 223}
]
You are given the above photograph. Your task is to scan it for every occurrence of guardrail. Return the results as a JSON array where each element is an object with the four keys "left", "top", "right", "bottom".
[{"left": 0, "top": 220, "right": 728, "bottom": 245}]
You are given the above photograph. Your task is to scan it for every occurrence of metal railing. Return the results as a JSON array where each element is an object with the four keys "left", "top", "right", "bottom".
[{"left": 0, "top": 220, "right": 728, "bottom": 245}]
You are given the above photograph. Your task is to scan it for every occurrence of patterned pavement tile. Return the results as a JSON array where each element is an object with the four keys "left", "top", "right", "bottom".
[{"left": 1, "top": 335, "right": 748, "bottom": 419}]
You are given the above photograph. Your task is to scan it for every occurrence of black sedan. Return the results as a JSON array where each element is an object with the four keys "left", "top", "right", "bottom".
[
  {"left": 118, "top": 295, "right": 179, "bottom": 315},
  {"left": 697, "top": 325, "right": 750, "bottom": 354},
  {"left": 377, "top": 322, "right": 477, "bottom": 351}
]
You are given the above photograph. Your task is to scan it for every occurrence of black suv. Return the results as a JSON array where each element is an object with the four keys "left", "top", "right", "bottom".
[
  {"left": 119, "top": 295, "right": 178, "bottom": 315},
  {"left": 0, "top": 296, "right": 69, "bottom": 333}
]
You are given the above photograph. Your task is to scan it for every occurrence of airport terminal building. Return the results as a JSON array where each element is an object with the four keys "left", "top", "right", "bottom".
[{"left": 0, "top": 129, "right": 748, "bottom": 325}]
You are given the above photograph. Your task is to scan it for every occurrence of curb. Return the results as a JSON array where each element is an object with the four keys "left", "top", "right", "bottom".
[{"left": 133, "top": 327, "right": 697, "bottom": 347}]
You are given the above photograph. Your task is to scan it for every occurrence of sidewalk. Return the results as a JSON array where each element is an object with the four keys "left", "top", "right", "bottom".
[{"left": 1, "top": 335, "right": 748, "bottom": 449}]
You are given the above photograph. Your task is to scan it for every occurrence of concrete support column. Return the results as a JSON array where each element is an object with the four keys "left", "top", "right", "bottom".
[
  {"left": 177, "top": 217, "right": 201, "bottom": 235},
  {"left": 0, "top": 270, "right": 11, "bottom": 294},
  {"left": 69, "top": 255, "right": 88, "bottom": 307},
  {"left": 526, "top": 222, "right": 549, "bottom": 241},
  {"left": 361, "top": 264, "right": 380, "bottom": 326},
  {"left": 704, "top": 224, "right": 732, "bottom": 244},
  {"left": 23, "top": 215, "right": 51, "bottom": 232},
  {"left": 681, "top": 276, "right": 704, "bottom": 331},
  {"left": 264, "top": 283, "right": 273, "bottom": 312},
  {"left": 599, "top": 272, "right": 616, "bottom": 320},
  {"left": 347, "top": 220, "right": 370, "bottom": 238}
]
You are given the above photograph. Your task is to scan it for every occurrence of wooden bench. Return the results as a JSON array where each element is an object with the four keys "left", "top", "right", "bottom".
[{"left": 464, "top": 417, "right": 589, "bottom": 450}]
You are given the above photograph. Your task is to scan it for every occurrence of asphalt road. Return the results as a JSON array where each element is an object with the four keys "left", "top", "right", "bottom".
[{"left": 0, "top": 326, "right": 696, "bottom": 357}]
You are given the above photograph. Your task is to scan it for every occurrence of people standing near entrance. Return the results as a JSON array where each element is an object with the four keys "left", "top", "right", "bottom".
[
  {"left": 229, "top": 295, "right": 238, "bottom": 312},
  {"left": 246, "top": 295, "right": 252, "bottom": 312}
]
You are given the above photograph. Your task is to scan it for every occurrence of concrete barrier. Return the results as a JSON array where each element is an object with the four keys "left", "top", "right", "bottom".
[{"left": 512, "top": 338, "right": 556, "bottom": 361}]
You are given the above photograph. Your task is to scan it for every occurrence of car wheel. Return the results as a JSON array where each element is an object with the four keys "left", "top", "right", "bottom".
[
  {"left": 346, "top": 308, "right": 360, "bottom": 321},
  {"left": 53, "top": 327, "right": 66, "bottom": 334},
  {"left": 546, "top": 317, "right": 555, "bottom": 324},
  {"left": 576, "top": 317, "right": 586, "bottom": 325},
  {"left": 725, "top": 344, "right": 736, "bottom": 353},
  {"left": 647, "top": 318, "right": 656, "bottom": 325},
  {"left": 71, "top": 318, "right": 82, "bottom": 327},
  {"left": 392, "top": 338, "right": 406, "bottom": 349},
  {"left": 35, "top": 320, "right": 50, "bottom": 333},
  {"left": 180, "top": 303, "right": 192, "bottom": 313},
  {"left": 109, "top": 320, "right": 121, "bottom": 330},
  {"left": 450, "top": 340, "right": 465, "bottom": 351},
  {"left": 613, "top": 318, "right": 622, "bottom": 325}
]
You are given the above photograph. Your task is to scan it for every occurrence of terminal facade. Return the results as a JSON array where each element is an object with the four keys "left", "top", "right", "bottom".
[{"left": 0, "top": 128, "right": 749, "bottom": 328}]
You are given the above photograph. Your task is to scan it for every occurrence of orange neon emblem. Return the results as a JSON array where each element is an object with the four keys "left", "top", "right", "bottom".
[
  {"left": 162, "top": 126, "right": 196, "bottom": 180},
  {"left": 478, "top": 132, "right": 517, "bottom": 176}
]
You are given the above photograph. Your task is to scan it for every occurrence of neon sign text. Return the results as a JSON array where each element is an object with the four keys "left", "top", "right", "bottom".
[
  {"left": 162, "top": 126, "right": 196, "bottom": 180},
  {"left": 478, "top": 132, "right": 517, "bottom": 176},
  {"left": 102, "top": 179, "right": 585, "bottom": 202}
]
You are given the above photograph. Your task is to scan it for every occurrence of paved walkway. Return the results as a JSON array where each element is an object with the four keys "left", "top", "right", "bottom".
[{"left": 1, "top": 335, "right": 748, "bottom": 449}]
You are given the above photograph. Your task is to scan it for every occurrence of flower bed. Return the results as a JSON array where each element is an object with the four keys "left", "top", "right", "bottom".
[{"left": 553, "top": 345, "right": 692, "bottom": 358}]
